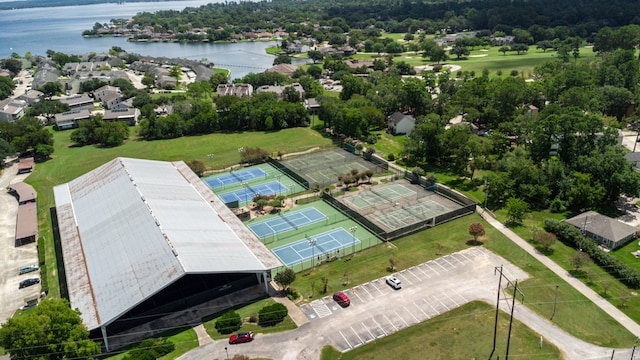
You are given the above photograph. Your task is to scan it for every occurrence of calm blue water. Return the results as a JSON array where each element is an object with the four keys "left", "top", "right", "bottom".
[{"left": 0, "top": 0, "right": 305, "bottom": 78}]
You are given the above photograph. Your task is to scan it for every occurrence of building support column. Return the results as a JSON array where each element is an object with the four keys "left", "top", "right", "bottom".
[{"left": 101, "top": 325, "right": 110, "bottom": 352}]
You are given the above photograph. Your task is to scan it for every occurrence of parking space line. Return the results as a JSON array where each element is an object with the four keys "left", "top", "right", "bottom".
[
  {"left": 457, "top": 251, "right": 473, "bottom": 262},
  {"left": 369, "top": 280, "right": 385, "bottom": 294},
  {"left": 383, "top": 314, "right": 398, "bottom": 331},
  {"left": 424, "top": 298, "right": 439, "bottom": 315},
  {"left": 425, "top": 262, "right": 440, "bottom": 275},
  {"left": 436, "top": 297, "right": 450, "bottom": 311},
  {"left": 339, "top": 330, "right": 352, "bottom": 349},
  {"left": 351, "top": 326, "right": 365, "bottom": 346},
  {"left": 406, "top": 268, "right": 422, "bottom": 282},
  {"left": 372, "top": 318, "right": 387, "bottom": 337},
  {"left": 443, "top": 292, "right": 459, "bottom": 307},
  {"left": 360, "top": 284, "right": 373, "bottom": 297},
  {"left": 433, "top": 260, "right": 449, "bottom": 272},
  {"left": 394, "top": 310, "right": 409, "bottom": 327},
  {"left": 413, "top": 264, "right": 431, "bottom": 278},
  {"left": 413, "top": 302, "right": 429, "bottom": 318},
  {"left": 350, "top": 288, "right": 366, "bottom": 303},
  {"left": 450, "top": 253, "right": 466, "bottom": 265},
  {"left": 441, "top": 256, "right": 456, "bottom": 268},
  {"left": 362, "top": 322, "right": 375, "bottom": 341},
  {"left": 398, "top": 270, "right": 413, "bottom": 285},
  {"left": 403, "top": 305, "right": 420, "bottom": 323},
  {"left": 453, "top": 290, "right": 468, "bottom": 303},
  {"left": 310, "top": 299, "right": 332, "bottom": 318}
]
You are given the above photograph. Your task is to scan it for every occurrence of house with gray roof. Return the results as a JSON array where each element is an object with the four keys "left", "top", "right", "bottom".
[
  {"left": 17, "top": 90, "right": 44, "bottom": 105},
  {"left": 565, "top": 211, "right": 638, "bottom": 250},
  {"left": 625, "top": 152, "right": 640, "bottom": 170},
  {"left": 103, "top": 108, "right": 140, "bottom": 125},
  {"left": 216, "top": 83, "right": 253, "bottom": 98},
  {"left": 256, "top": 83, "right": 305, "bottom": 99},
  {"left": 54, "top": 109, "right": 91, "bottom": 130},
  {"left": 388, "top": 112, "right": 416, "bottom": 136},
  {"left": 0, "top": 98, "right": 27, "bottom": 122},
  {"left": 57, "top": 94, "right": 94, "bottom": 110}
]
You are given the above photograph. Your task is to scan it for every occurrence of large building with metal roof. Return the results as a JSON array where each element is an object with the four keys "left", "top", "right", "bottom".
[{"left": 53, "top": 158, "right": 282, "bottom": 350}]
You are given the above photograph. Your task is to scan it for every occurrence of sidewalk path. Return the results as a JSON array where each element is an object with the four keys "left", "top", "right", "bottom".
[{"left": 477, "top": 208, "right": 640, "bottom": 338}]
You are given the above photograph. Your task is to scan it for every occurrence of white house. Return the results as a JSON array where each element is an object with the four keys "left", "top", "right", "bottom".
[{"left": 388, "top": 112, "right": 416, "bottom": 136}]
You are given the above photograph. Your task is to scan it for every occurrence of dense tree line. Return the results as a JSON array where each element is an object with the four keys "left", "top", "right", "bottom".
[
  {"left": 0, "top": 117, "right": 54, "bottom": 161},
  {"left": 70, "top": 115, "right": 129, "bottom": 147},
  {"left": 122, "top": 0, "right": 640, "bottom": 43}
]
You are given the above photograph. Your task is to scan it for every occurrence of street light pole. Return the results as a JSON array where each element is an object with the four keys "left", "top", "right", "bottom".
[
  {"left": 242, "top": 182, "right": 249, "bottom": 203},
  {"left": 276, "top": 174, "right": 282, "bottom": 195},
  {"left": 308, "top": 235, "right": 316, "bottom": 268},
  {"left": 206, "top": 153, "right": 214, "bottom": 168},
  {"left": 224, "top": 346, "right": 229, "bottom": 360},
  {"left": 349, "top": 226, "right": 358, "bottom": 255}
]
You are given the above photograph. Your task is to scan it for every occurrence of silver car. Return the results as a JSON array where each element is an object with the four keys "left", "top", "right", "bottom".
[
  {"left": 386, "top": 275, "right": 402, "bottom": 289},
  {"left": 19, "top": 264, "right": 39, "bottom": 275}
]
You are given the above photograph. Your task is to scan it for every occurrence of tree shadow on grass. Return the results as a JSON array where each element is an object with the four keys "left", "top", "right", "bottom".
[{"left": 466, "top": 239, "right": 484, "bottom": 246}]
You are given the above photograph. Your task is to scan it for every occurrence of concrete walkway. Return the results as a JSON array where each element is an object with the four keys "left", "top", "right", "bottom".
[
  {"left": 477, "top": 208, "right": 640, "bottom": 338},
  {"left": 193, "top": 324, "right": 213, "bottom": 346}
]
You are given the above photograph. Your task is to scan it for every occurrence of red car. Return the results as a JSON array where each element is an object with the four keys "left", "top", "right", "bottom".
[
  {"left": 229, "top": 331, "right": 254, "bottom": 344},
  {"left": 333, "top": 291, "right": 350, "bottom": 307}
]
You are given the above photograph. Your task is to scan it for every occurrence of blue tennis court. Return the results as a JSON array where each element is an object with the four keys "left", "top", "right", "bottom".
[
  {"left": 248, "top": 207, "right": 327, "bottom": 239},
  {"left": 204, "top": 168, "right": 267, "bottom": 188},
  {"left": 219, "top": 181, "right": 287, "bottom": 204},
  {"left": 272, "top": 228, "right": 361, "bottom": 266}
]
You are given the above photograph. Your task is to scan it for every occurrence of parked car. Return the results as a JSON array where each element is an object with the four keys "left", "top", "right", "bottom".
[
  {"left": 333, "top": 291, "right": 350, "bottom": 307},
  {"left": 229, "top": 331, "right": 254, "bottom": 344},
  {"left": 19, "top": 278, "right": 39, "bottom": 289},
  {"left": 386, "top": 275, "right": 402, "bottom": 289},
  {"left": 19, "top": 264, "right": 39, "bottom": 275}
]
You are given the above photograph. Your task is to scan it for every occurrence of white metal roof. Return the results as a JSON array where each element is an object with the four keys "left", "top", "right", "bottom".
[{"left": 54, "top": 157, "right": 281, "bottom": 330}]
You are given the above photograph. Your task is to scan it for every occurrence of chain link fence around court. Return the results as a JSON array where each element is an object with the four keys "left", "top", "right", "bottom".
[
  {"left": 324, "top": 179, "right": 477, "bottom": 241},
  {"left": 275, "top": 148, "right": 383, "bottom": 189}
]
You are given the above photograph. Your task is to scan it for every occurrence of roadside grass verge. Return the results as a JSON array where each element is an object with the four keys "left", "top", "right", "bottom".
[
  {"left": 202, "top": 298, "right": 297, "bottom": 340},
  {"left": 290, "top": 213, "right": 636, "bottom": 348},
  {"left": 27, "top": 127, "right": 333, "bottom": 299},
  {"left": 320, "top": 301, "right": 562, "bottom": 360}
]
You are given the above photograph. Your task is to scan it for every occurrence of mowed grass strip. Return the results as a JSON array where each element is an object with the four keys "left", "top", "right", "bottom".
[
  {"left": 291, "top": 213, "right": 636, "bottom": 348},
  {"left": 28, "top": 126, "right": 333, "bottom": 298},
  {"left": 104, "top": 327, "right": 199, "bottom": 360},
  {"left": 320, "top": 301, "right": 562, "bottom": 360}
]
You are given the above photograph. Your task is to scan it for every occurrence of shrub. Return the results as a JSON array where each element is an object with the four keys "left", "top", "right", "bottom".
[
  {"left": 366, "top": 134, "right": 377, "bottom": 144},
  {"left": 387, "top": 153, "right": 395, "bottom": 161},
  {"left": 123, "top": 338, "right": 175, "bottom": 360},
  {"left": 258, "top": 303, "right": 288, "bottom": 326},
  {"left": 287, "top": 288, "right": 300, "bottom": 301},
  {"left": 215, "top": 310, "right": 242, "bottom": 334}
]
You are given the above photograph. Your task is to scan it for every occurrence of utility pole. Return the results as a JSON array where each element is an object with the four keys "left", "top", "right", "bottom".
[
  {"left": 550, "top": 285, "right": 559, "bottom": 320},
  {"left": 489, "top": 265, "right": 503, "bottom": 360},
  {"left": 505, "top": 280, "right": 519, "bottom": 360}
]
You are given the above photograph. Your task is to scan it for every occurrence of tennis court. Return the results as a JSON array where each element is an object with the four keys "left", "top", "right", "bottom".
[
  {"left": 272, "top": 228, "right": 360, "bottom": 267},
  {"left": 248, "top": 207, "right": 327, "bottom": 239},
  {"left": 377, "top": 201, "right": 446, "bottom": 229},
  {"left": 345, "top": 183, "right": 417, "bottom": 209},
  {"left": 204, "top": 168, "right": 266, "bottom": 189},
  {"left": 218, "top": 181, "right": 287, "bottom": 204}
]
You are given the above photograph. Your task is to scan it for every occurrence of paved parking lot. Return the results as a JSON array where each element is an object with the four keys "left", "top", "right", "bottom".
[
  {"left": 299, "top": 247, "right": 529, "bottom": 351},
  {"left": 0, "top": 163, "right": 41, "bottom": 322}
]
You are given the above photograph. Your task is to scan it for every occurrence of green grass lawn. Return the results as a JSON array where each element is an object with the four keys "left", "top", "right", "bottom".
[
  {"left": 291, "top": 213, "right": 636, "bottom": 348},
  {"left": 371, "top": 131, "right": 406, "bottom": 159},
  {"left": 103, "top": 327, "right": 198, "bottom": 360},
  {"left": 28, "top": 126, "right": 333, "bottom": 298},
  {"left": 202, "top": 298, "right": 297, "bottom": 340},
  {"left": 320, "top": 301, "right": 562, "bottom": 360}
]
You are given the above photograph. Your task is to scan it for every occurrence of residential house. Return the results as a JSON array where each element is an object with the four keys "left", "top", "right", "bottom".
[
  {"left": 0, "top": 99, "right": 27, "bottom": 122},
  {"left": 216, "top": 84, "right": 253, "bottom": 98},
  {"left": 102, "top": 93, "right": 124, "bottom": 110},
  {"left": 491, "top": 36, "right": 515, "bottom": 46},
  {"left": 265, "top": 64, "right": 298, "bottom": 76},
  {"left": 624, "top": 152, "right": 640, "bottom": 171},
  {"left": 256, "top": 83, "right": 305, "bottom": 99},
  {"left": 103, "top": 108, "right": 140, "bottom": 126},
  {"left": 157, "top": 75, "right": 177, "bottom": 89},
  {"left": 57, "top": 94, "right": 94, "bottom": 110},
  {"left": 565, "top": 211, "right": 638, "bottom": 250},
  {"left": 388, "top": 112, "right": 416, "bottom": 136},
  {"left": 305, "top": 98, "right": 320, "bottom": 115},
  {"left": 54, "top": 109, "right": 91, "bottom": 130},
  {"left": 344, "top": 59, "right": 374, "bottom": 70},
  {"left": 93, "top": 85, "right": 121, "bottom": 102},
  {"left": 17, "top": 90, "right": 44, "bottom": 105}
]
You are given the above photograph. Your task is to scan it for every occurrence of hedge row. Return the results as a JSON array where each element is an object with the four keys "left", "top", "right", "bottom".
[{"left": 544, "top": 219, "right": 640, "bottom": 289}]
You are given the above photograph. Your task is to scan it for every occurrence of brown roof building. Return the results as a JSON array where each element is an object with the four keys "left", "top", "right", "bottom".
[
  {"left": 9, "top": 182, "right": 37, "bottom": 204},
  {"left": 15, "top": 202, "right": 37, "bottom": 246},
  {"left": 17, "top": 157, "right": 34, "bottom": 174}
]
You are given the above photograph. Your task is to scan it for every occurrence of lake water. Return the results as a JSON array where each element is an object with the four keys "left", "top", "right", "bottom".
[{"left": 0, "top": 0, "right": 306, "bottom": 79}]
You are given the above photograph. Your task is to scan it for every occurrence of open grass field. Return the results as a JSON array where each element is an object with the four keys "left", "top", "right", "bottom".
[
  {"left": 291, "top": 213, "right": 636, "bottom": 348},
  {"left": 370, "top": 131, "right": 406, "bottom": 159},
  {"left": 27, "top": 126, "right": 333, "bottom": 298},
  {"left": 320, "top": 301, "right": 562, "bottom": 360}
]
